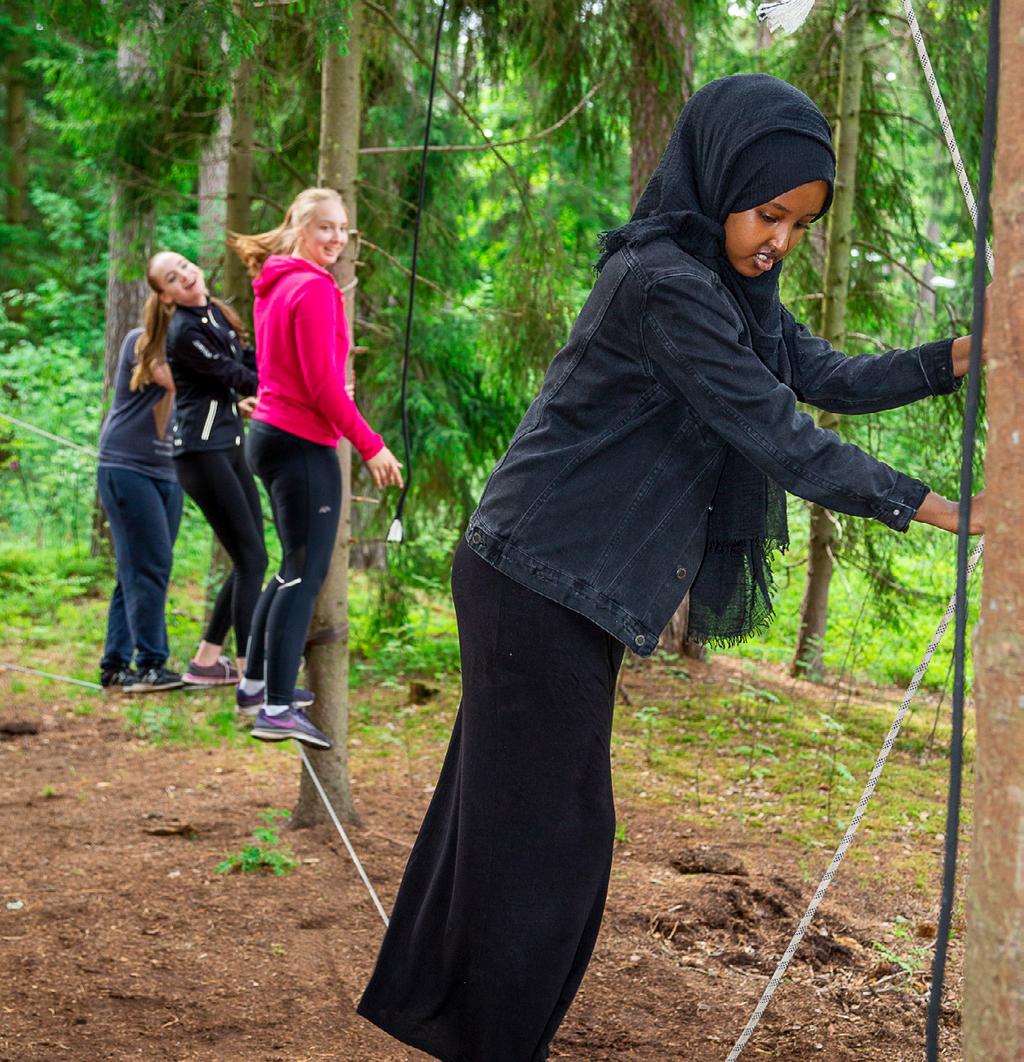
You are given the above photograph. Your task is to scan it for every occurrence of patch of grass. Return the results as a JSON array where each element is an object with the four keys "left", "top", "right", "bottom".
[
  {"left": 123, "top": 697, "right": 244, "bottom": 746},
  {"left": 217, "top": 809, "right": 299, "bottom": 877}
]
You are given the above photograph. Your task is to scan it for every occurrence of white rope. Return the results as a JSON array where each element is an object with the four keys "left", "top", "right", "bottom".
[
  {"left": 297, "top": 744, "right": 390, "bottom": 928},
  {"left": 0, "top": 661, "right": 104, "bottom": 690},
  {"left": 0, "top": 411, "right": 99, "bottom": 457},
  {"left": 899, "top": 0, "right": 994, "bottom": 275},
  {"left": 725, "top": 539, "right": 984, "bottom": 1060}
]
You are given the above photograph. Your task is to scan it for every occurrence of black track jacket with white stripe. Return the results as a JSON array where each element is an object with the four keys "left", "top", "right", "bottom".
[{"left": 166, "top": 301, "right": 258, "bottom": 456}]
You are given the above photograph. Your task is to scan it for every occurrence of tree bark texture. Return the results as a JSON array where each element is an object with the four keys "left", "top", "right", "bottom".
[
  {"left": 5, "top": 32, "right": 29, "bottom": 324},
  {"left": 223, "top": 47, "right": 255, "bottom": 322},
  {"left": 92, "top": 36, "right": 155, "bottom": 556},
  {"left": 627, "top": 0, "right": 692, "bottom": 210},
  {"left": 790, "top": 5, "right": 865, "bottom": 679},
  {"left": 197, "top": 98, "right": 233, "bottom": 628},
  {"left": 963, "top": 0, "right": 1024, "bottom": 1050},
  {"left": 629, "top": 0, "right": 700, "bottom": 657},
  {"left": 293, "top": 4, "right": 361, "bottom": 827},
  {"left": 5, "top": 39, "right": 28, "bottom": 228},
  {"left": 199, "top": 103, "right": 231, "bottom": 275}
]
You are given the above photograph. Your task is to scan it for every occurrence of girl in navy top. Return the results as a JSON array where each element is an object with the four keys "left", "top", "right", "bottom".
[{"left": 97, "top": 327, "right": 184, "bottom": 692}]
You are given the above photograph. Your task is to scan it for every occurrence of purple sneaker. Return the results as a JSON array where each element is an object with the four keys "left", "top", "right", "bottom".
[
  {"left": 250, "top": 707, "right": 332, "bottom": 749},
  {"left": 236, "top": 686, "right": 314, "bottom": 717},
  {"left": 183, "top": 656, "right": 239, "bottom": 686}
]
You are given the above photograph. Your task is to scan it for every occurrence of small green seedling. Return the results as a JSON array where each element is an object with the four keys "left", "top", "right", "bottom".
[{"left": 217, "top": 808, "right": 299, "bottom": 877}]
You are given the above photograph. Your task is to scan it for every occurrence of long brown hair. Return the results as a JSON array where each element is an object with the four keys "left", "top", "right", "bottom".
[
  {"left": 131, "top": 253, "right": 247, "bottom": 391},
  {"left": 229, "top": 187, "right": 344, "bottom": 277}
]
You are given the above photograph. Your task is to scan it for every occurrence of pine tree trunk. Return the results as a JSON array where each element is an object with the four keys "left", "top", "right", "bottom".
[
  {"left": 91, "top": 35, "right": 155, "bottom": 557},
  {"left": 292, "top": 5, "right": 361, "bottom": 827},
  {"left": 223, "top": 44, "right": 255, "bottom": 320},
  {"left": 5, "top": 40, "right": 27, "bottom": 227},
  {"left": 5, "top": 32, "right": 28, "bottom": 323},
  {"left": 790, "top": 6, "right": 865, "bottom": 679},
  {"left": 628, "top": 0, "right": 701, "bottom": 657},
  {"left": 199, "top": 100, "right": 234, "bottom": 631},
  {"left": 199, "top": 103, "right": 231, "bottom": 275},
  {"left": 627, "top": 0, "right": 692, "bottom": 210},
  {"left": 963, "top": 2, "right": 1024, "bottom": 1047}
]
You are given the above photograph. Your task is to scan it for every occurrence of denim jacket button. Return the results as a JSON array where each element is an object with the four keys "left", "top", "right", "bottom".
[
  {"left": 892, "top": 508, "right": 900, "bottom": 516},
  {"left": 676, "top": 567, "right": 687, "bottom": 579},
  {"left": 471, "top": 531, "right": 482, "bottom": 545},
  {"left": 634, "top": 635, "right": 645, "bottom": 647}
]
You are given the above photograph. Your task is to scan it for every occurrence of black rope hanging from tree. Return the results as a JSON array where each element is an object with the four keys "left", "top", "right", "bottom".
[
  {"left": 925, "top": 0, "right": 998, "bottom": 1054},
  {"left": 387, "top": 0, "right": 448, "bottom": 546}
]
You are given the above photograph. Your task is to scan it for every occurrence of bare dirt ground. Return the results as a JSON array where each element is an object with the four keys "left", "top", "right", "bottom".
[{"left": 0, "top": 661, "right": 962, "bottom": 1062}]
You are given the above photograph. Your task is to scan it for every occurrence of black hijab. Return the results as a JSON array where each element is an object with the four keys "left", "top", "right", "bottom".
[{"left": 599, "top": 74, "right": 836, "bottom": 645}]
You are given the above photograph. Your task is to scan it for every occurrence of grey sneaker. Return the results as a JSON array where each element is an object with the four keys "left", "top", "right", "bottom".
[
  {"left": 100, "top": 666, "right": 136, "bottom": 691},
  {"left": 183, "top": 656, "right": 239, "bottom": 686},
  {"left": 124, "top": 666, "right": 185, "bottom": 693},
  {"left": 236, "top": 685, "right": 315, "bottom": 717},
  {"left": 250, "top": 707, "right": 332, "bottom": 749}
]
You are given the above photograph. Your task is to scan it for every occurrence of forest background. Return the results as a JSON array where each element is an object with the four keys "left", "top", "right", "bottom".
[{"left": 0, "top": 0, "right": 988, "bottom": 734}]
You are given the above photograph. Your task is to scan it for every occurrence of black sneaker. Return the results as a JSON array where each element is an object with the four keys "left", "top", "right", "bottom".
[
  {"left": 124, "top": 666, "right": 185, "bottom": 693},
  {"left": 100, "top": 666, "right": 136, "bottom": 691}
]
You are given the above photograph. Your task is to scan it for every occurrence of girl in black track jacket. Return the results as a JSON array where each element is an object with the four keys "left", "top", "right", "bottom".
[{"left": 137, "top": 250, "right": 267, "bottom": 688}]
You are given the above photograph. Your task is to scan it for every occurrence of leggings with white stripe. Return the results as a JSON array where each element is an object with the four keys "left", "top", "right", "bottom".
[
  {"left": 174, "top": 444, "right": 267, "bottom": 657},
  {"left": 244, "top": 420, "right": 341, "bottom": 705}
]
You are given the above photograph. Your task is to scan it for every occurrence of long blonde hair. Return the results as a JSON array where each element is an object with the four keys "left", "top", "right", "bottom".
[
  {"left": 229, "top": 187, "right": 344, "bottom": 277},
  {"left": 131, "top": 253, "right": 246, "bottom": 391}
]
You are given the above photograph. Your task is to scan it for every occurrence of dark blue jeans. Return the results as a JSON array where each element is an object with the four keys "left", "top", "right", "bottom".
[{"left": 98, "top": 466, "right": 183, "bottom": 671}]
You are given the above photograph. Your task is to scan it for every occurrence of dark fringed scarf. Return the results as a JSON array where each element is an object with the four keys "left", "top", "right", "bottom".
[{"left": 597, "top": 74, "right": 836, "bottom": 646}]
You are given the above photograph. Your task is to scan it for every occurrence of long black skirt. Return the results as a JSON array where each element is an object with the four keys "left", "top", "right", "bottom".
[{"left": 358, "top": 539, "right": 625, "bottom": 1061}]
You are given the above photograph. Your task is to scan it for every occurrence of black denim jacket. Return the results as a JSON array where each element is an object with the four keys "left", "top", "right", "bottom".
[{"left": 467, "top": 238, "right": 960, "bottom": 656}]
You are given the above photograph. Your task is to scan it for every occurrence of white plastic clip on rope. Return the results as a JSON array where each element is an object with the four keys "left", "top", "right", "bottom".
[{"left": 757, "top": 0, "right": 816, "bottom": 35}]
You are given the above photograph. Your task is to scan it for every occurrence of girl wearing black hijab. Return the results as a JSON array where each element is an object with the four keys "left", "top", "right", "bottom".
[{"left": 358, "top": 74, "right": 982, "bottom": 1061}]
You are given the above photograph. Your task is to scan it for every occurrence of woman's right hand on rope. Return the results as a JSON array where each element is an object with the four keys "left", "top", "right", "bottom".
[
  {"left": 367, "top": 445, "right": 404, "bottom": 490},
  {"left": 913, "top": 490, "right": 984, "bottom": 534}
]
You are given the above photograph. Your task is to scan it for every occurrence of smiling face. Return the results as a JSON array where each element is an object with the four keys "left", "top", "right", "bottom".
[
  {"left": 151, "top": 252, "right": 208, "bottom": 307},
  {"left": 722, "top": 180, "right": 830, "bottom": 278},
  {"left": 294, "top": 199, "right": 349, "bottom": 270}
]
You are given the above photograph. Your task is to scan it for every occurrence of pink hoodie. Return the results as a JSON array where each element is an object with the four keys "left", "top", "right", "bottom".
[{"left": 250, "top": 255, "right": 384, "bottom": 458}]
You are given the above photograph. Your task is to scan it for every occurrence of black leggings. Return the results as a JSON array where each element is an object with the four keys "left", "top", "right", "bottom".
[
  {"left": 245, "top": 421, "right": 341, "bottom": 705},
  {"left": 174, "top": 445, "right": 267, "bottom": 657},
  {"left": 359, "top": 539, "right": 625, "bottom": 1061}
]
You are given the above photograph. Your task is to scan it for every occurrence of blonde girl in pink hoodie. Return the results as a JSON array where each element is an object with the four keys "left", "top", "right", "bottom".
[{"left": 231, "top": 187, "right": 403, "bottom": 748}]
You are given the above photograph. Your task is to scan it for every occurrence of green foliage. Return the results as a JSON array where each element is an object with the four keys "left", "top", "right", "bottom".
[
  {"left": 123, "top": 699, "right": 243, "bottom": 746},
  {"left": 216, "top": 808, "right": 299, "bottom": 876}
]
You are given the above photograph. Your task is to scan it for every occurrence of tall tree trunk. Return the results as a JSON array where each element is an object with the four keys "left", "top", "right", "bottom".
[
  {"left": 223, "top": 45, "right": 255, "bottom": 320},
  {"left": 5, "top": 30, "right": 28, "bottom": 323},
  {"left": 790, "top": 5, "right": 866, "bottom": 680},
  {"left": 91, "top": 35, "right": 155, "bottom": 556},
  {"left": 629, "top": 0, "right": 701, "bottom": 658},
  {"left": 293, "top": 5, "right": 361, "bottom": 827},
  {"left": 5, "top": 38, "right": 27, "bottom": 228},
  {"left": 199, "top": 103, "right": 231, "bottom": 275},
  {"left": 199, "top": 101, "right": 234, "bottom": 629},
  {"left": 963, "top": 1, "right": 1024, "bottom": 1049},
  {"left": 627, "top": 0, "right": 693, "bottom": 210}
]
